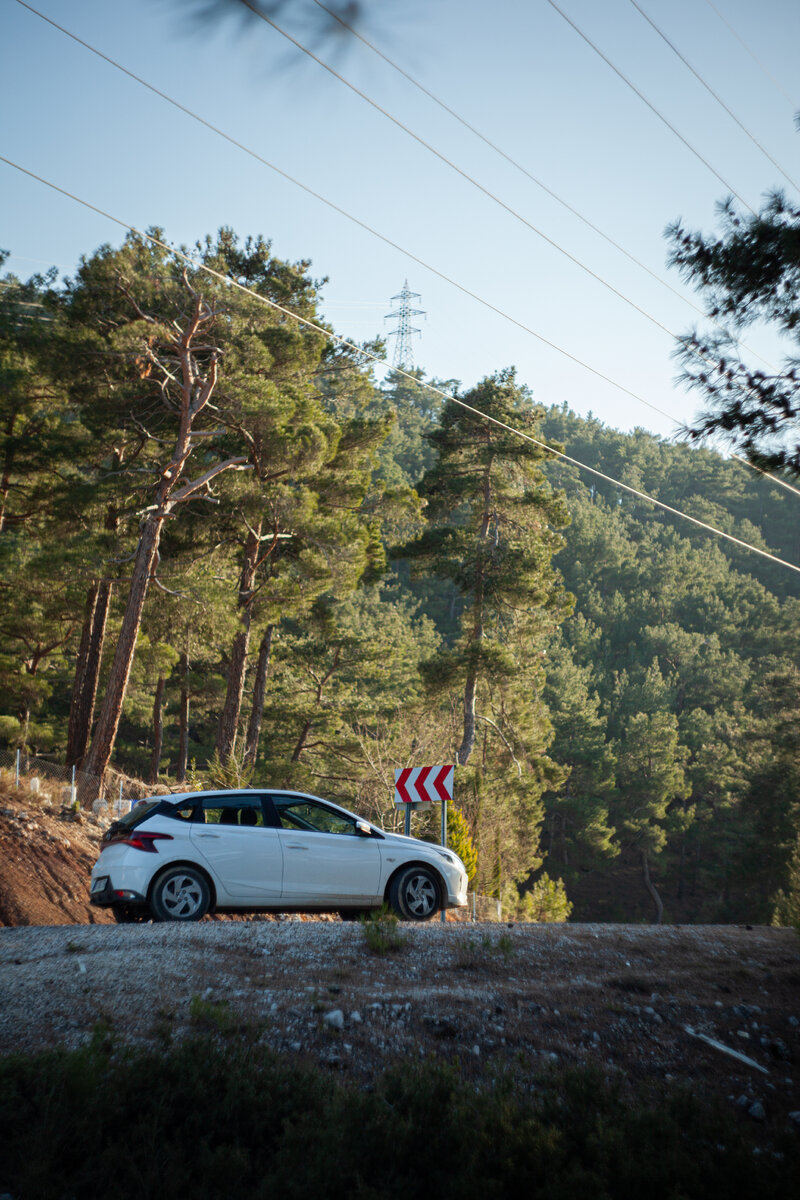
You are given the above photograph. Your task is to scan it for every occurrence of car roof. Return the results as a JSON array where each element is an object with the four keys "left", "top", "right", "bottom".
[{"left": 156, "top": 788, "right": 363, "bottom": 822}]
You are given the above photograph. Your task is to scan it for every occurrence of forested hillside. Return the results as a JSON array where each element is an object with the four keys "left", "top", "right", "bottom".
[{"left": 1, "top": 230, "right": 798, "bottom": 925}]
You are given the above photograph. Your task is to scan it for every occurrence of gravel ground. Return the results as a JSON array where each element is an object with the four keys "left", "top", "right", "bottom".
[{"left": 2, "top": 920, "right": 799, "bottom": 1141}]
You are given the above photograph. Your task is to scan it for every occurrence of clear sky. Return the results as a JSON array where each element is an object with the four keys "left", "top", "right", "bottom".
[{"left": 2, "top": 0, "right": 798, "bottom": 441}]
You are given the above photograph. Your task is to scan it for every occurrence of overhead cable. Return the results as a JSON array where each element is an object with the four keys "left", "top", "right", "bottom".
[
  {"left": 544, "top": 0, "right": 756, "bottom": 214},
  {"left": 222, "top": 1, "right": 714, "bottom": 340},
  {"left": 628, "top": 0, "right": 800, "bottom": 196},
  {"left": 310, "top": 0, "right": 706, "bottom": 319},
  {"left": 2, "top": 153, "right": 799, "bottom": 577},
  {"left": 702, "top": 0, "right": 797, "bottom": 110},
  {"left": 10, "top": 1, "right": 799, "bottom": 500}
]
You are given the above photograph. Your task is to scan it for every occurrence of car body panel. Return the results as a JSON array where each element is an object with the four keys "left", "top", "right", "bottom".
[
  {"left": 191, "top": 824, "right": 283, "bottom": 900},
  {"left": 277, "top": 828, "right": 382, "bottom": 903}
]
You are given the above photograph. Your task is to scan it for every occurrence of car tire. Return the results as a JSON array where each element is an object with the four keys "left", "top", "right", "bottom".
[
  {"left": 150, "top": 866, "right": 211, "bottom": 922},
  {"left": 389, "top": 865, "right": 440, "bottom": 921}
]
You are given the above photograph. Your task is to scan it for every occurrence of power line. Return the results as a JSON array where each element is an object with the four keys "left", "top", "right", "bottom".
[
  {"left": 10, "top": 0, "right": 798, "bottom": 502},
  {"left": 544, "top": 0, "right": 757, "bottom": 215},
  {"left": 627, "top": 0, "right": 800, "bottom": 196},
  {"left": 702, "top": 0, "right": 798, "bottom": 110},
  {"left": 310, "top": 0, "right": 707, "bottom": 322},
  {"left": 3, "top": 152, "right": 799, "bottom": 578},
  {"left": 8, "top": 3, "right": 688, "bottom": 416},
  {"left": 227, "top": 1, "right": 726, "bottom": 343}
]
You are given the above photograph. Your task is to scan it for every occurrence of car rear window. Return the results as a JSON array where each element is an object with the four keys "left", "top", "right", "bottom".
[
  {"left": 112, "top": 799, "right": 163, "bottom": 830},
  {"left": 102, "top": 798, "right": 175, "bottom": 843}
]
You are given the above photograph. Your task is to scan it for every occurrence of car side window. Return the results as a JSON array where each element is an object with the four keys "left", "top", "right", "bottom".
[
  {"left": 273, "top": 798, "right": 358, "bottom": 836},
  {"left": 165, "top": 805, "right": 196, "bottom": 822},
  {"left": 201, "top": 798, "right": 266, "bottom": 828}
]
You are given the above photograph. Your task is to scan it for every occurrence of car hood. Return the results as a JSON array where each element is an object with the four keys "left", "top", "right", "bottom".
[{"left": 376, "top": 827, "right": 463, "bottom": 863}]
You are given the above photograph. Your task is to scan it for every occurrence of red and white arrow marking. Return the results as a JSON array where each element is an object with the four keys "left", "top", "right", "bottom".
[{"left": 394, "top": 765, "right": 454, "bottom": 806}]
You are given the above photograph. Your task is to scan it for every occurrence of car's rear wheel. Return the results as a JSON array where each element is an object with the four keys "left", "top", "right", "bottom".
[
  {"left": 389, "top": 865, "right": 440, "bottom": 921},
  {"left": 150, "top": 866, "right": 211, "bottom": 922}
]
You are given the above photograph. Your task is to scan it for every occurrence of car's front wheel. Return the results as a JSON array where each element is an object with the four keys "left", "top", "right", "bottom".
[
  {"left": 150, "top": 866, "right": 211, "bottom": 922},
  {"left": 389, "top": 865, "right": 440, "bottom": 921}
]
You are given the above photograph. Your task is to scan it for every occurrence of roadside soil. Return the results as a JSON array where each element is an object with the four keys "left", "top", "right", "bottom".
[{"left": 1, "top": 779, "right": 799, "bottom": 1148}]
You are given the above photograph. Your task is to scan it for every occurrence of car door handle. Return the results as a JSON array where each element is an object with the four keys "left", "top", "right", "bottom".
[
  {"left": 197, "top": 833, "right": 220, "bottom": 839},
  {"left": 286, "top": 843, "right": 309, "bottom": 850}
]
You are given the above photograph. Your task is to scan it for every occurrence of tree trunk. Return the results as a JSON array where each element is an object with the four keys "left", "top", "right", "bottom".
[
  {"left": 216, "top": 522, "right": 262, "bottom": 759},
  {"left": 457, "top": 459, "right": 492, "bottom": 766},
  {"left": 292, "top": 719, "right": 312, "bottom": 762},
  {"left": 81, "top": 287, "right": 242, "bottom": 790},
  {"left": 640, "top": 848, "right": 664, "bottom": 924},
  {"left": 177, "top": 649, "right": 190, "bottom": 784},
  {"left": 66, "top": 579, "right": 112, "bottom": 767},
  {"left": 149, "top": 675, "right": 166, "bottom": 785},
  {"left": 244, "top": 624, "right": 273, "bottom": 766},
  {"left": 81, "top": 515, "right": 164, "bottom": 790},
  {"left": 0, "top": 411, "right": 16, "bottom": 535}
]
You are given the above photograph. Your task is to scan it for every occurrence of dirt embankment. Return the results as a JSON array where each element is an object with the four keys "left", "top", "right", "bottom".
[{"left": 0, "top": 781, "right": 115, "bottom": 927}]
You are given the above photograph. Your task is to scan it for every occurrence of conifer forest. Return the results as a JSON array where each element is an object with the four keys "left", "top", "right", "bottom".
[{"left": 2, "top": 225, "right": 799, "bottom": 926}]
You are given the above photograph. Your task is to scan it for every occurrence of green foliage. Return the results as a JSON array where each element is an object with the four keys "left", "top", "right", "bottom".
[
  {"left": 204, "top": 748, "right": 255, "bottom": 790},
  {"left": 667, "top": 192, "right": 800, "bottom": 475},
  {"left": 771, "top": 829, "right": 800, "bottom": 932},
  {"left": 2, "top": 229, "right": 799, "bottom": 925},
  {"left": 517, "top": 873, "right": 573, "bottom": 923},
  {"left": 360, "top": 905, "right": 405, "bottom": 955},
  {"left": 446, "top": 805, "right": 478, "bottom": 884},
  {"left": 188, "top": 995, "right": 240, "bottom": 1036},
  {"left": 0, "top": 1033, "right": 796, "bottom": 1199}
]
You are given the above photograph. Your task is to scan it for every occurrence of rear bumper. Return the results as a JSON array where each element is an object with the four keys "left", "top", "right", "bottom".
[{"left": 89, "top": 875, "right": 147, "bottom": 908}]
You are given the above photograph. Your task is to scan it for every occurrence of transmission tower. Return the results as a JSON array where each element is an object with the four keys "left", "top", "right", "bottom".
[{"left": 385, "top": 280, "right": 425, "bottom": 368}]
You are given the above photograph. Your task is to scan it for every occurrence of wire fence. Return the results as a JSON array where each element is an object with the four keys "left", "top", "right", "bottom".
[{"left": 0, "top": 747, "right": 162, "bottom": 817}]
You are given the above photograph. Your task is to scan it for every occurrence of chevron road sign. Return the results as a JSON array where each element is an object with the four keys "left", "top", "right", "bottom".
[{"left": 393, "top": 764, "right": 454, "bottom": 807}]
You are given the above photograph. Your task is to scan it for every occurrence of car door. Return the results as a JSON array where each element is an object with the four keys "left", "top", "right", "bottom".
[
  {"left": 190, "top": 794, "right": 283, "bottom": 902},
  {"left": 269, "top": 794, "right": 382, "bottom": 904}
]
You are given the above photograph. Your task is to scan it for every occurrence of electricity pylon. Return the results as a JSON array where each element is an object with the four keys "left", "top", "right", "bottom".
[{"left": 385, "top": 280, "right": 425, "bottom": 368}]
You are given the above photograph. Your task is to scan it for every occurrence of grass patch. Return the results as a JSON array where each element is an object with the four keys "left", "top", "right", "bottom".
[
  {"left": 0, "top": 1030, "right": 797, "bottom": 1199},
  {"left": 188, "top": 995, "right": 240, "bottom": 1036},
  {"left": 454, "top": 932, "right": 517, "bottom": 969},
  {"left": 361, "top": 906, "right": 405, "bottom": 955}
]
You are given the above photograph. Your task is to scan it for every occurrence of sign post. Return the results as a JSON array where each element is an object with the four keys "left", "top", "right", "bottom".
[{"left": 394, "top": 766, "right": 456, "bottom": 920}]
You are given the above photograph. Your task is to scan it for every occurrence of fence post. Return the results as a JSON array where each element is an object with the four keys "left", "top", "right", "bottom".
[
  {"left": 71, "top": 765, "right": 76, "bottom": 807},
  {"left": 119, "top": 779, "right": 123, "bottom": 816},
  {"left": 15, "top": 748, "right": 20, "bottom": 788}
]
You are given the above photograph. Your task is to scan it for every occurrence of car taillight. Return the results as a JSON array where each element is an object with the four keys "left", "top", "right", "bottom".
[{"left": 120, "top": 832, "right": 174, "bottom": 852}]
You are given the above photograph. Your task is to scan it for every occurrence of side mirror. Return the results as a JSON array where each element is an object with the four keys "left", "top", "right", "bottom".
[{"left": 355, "top": 820, "right": 372, "bottom": 837}]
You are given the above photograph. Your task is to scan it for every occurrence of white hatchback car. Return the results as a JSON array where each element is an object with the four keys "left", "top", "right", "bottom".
[{"left": 90, "top": 788, "right": 468, "bottom": 923}]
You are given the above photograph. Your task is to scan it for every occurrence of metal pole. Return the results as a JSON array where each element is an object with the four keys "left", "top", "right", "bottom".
[
  {"left": 440, "top": 799, "right": 447, "bottom": 923},
  {"left": 71, "top": 765, "right": 76, "bottom": 807},
  {"left": 403, "top": 801, "right": 411, "bottom": 837},
  {"left": 15, "top": 748, "right": 20, "bottom": 788},
  {"left": 119, "top": 778, "right": 123, "bottom": 815}
]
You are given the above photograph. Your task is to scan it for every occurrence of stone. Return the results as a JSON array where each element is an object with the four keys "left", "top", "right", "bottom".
[
  {"left": 748, "top": 1101, "right": 766, "bottom": 1122},
  {"left": 323, "top": 1009, "right": 345, "bottom": 1030}
]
